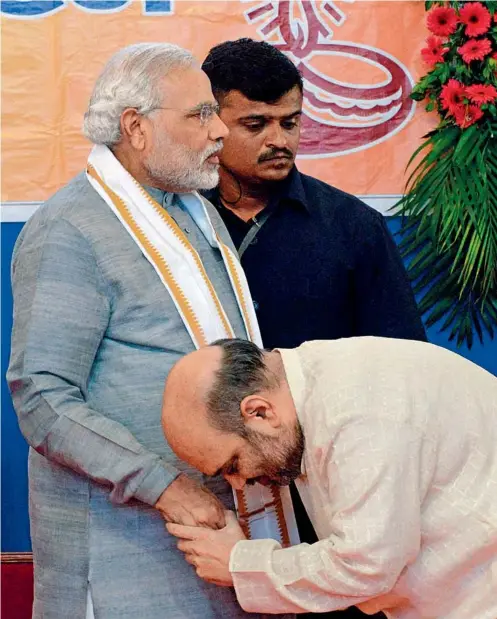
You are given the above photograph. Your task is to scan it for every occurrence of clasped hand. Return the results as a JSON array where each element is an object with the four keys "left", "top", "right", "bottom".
[{"left": 167, "top": 511, "right": 247, "bottom": 586}]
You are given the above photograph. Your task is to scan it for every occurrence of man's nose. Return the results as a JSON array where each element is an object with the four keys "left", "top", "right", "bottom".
[
  {"left": 266, "top": 124, "right": 288, "bottom": 149},
  {"left": 209, "top": 113, "right": 229, "bottom": 141},
  {"left": 224, "top": 474, "right": 246, "bottom": 490}
]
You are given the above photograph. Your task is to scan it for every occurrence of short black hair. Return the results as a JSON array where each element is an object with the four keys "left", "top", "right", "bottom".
[
  {"left": 206, "top": 338, "right": 279, "bottom": 436},
  {"left": 202, "top": 38, "right": 303, "bottom": 104}
]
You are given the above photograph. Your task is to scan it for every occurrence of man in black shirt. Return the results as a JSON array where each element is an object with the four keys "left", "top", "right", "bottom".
[{"left": 202, "top": 38, "right": 426, "bottom": 619}]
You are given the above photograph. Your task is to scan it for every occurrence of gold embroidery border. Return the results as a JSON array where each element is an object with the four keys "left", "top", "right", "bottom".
[
  {"left": 235, "top": 488, "right": 291, "bottom": 548},
  {"left": 270, "top": 486, "right": 291, "bottom": 548},
  {"left": 133, "top": 180, "right": 234, "bottom": 339},
  {"left": 217, "top": 238, "right": 257, "bottom": 343},
  {"left": 89, "top": 164, "right": 215, "bottom": 346}
]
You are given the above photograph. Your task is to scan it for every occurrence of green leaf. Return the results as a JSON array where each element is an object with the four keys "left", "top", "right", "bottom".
[
  {"left": 424, "top": 297, "right": 454, "bottom": 327},
  {"left": 439, "top": 64, "right": 451, "bottom": 84},
  {"left": 471, "top": 303, "right": 484, "bottom": 344},
  {"left": 439, "top": 301, "right": 464, "bottom": 332},
  {"left": 411, "top": 91, "right": 427, "bottom": 102},
  {"left": 453, "top": 124, "right": 480, "bottom": 165},
  {"left": 486, "top": 1, "right": 497, "bottom": 16}
]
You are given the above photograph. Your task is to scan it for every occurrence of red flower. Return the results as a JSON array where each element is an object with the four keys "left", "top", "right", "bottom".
[
  {"left": 427, "top": 6, "right": 458, "bottom": 36},
  {"left": 453, "top": 104, "right": 484, "bottom": 128},
  {"left": 466, "top": 83, "right": 497, "bottom": 104},
  {"left": 440, "top": 79, "right": 467, "bottom": 115},
  {"left": 421, "top": 36, "right": 449, "bottom": 66},
  {"left": 459, "top": 2, "right": 491, "bottom": 37},
  {"left": 458, "top": 38, "right": 492, "bottom": 63}
]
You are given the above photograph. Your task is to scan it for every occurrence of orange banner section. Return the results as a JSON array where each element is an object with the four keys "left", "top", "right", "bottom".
[{"left": 1, "top": 0, "right": 436, "bottom": 203}]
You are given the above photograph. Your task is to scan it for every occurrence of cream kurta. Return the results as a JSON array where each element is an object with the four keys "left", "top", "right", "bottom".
[{"left": 230, "top": 337, "right": 497, "bottom": 618}]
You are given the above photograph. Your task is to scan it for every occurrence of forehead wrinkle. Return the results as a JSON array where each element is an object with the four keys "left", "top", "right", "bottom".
[{"left": 161, "top": 66, "right": 214, "bottom": 110}]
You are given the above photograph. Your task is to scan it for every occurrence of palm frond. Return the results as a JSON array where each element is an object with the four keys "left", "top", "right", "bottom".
[{"left": 395, "top": 122, "right": 497, "bottom": 347}]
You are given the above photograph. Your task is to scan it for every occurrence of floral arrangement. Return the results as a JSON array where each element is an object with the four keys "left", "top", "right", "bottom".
[{"left": 397, "top": 1, "right": 497, "bottom": 347}]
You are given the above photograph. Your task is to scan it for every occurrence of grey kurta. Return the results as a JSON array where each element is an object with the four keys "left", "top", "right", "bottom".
[{"left": 7, "top": 173, "right": 285, "bottom": 618}]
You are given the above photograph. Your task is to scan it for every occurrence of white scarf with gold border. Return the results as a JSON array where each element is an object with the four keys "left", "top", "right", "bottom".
[{"left": 86, "top": 145, "right": 299, "bottom": 547}]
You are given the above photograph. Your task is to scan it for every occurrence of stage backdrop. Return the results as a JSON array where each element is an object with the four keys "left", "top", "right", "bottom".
[
  {"left": 2, "top": 0, "right": 497, "bottom": 572},
  {"left": 1, "top": 0, "right": 436, "bottom": 216}
]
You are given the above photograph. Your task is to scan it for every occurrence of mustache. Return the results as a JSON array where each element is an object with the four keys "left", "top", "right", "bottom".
[
  {"left": 258, "top": 148, "right": 294, "bottom": 163},
  {"left": 203, "top": 140, "right": 224, "bottom": 161}
]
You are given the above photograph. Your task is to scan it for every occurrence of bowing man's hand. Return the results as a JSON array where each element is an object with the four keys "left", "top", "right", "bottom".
[{"left": 167, "top": 510, "right": 246, "bottom": 586}]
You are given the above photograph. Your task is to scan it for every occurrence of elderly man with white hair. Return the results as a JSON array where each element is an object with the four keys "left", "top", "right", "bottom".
[{"left": 7, "top": 43, "right": 286, "bottom": 619}]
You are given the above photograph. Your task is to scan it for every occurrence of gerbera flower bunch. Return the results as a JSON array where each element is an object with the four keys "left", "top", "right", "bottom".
[
  {"left": 396, "top": 1, "right": 497, "bottom": 349},
  {"left": 414, "top": 1, "right": 497, "bottom": 127}
]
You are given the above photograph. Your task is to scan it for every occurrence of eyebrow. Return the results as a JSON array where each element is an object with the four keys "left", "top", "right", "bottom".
[
  {"left": 211, "top": 455, "right": 237, "bottom": 478},
  {"left": 187, "top": 101, "right": 220, "bottom": 115},
  {"left": 238, "top": 110, "right": 302, "bottom": 122}
]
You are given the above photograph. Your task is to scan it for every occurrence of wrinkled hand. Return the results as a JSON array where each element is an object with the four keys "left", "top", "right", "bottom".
[
  {"left": 167, "top": 510, "right": 246, "bottom": 586},
  {"left": 155, "top": 474, "right": 226, "bottom": 529}
]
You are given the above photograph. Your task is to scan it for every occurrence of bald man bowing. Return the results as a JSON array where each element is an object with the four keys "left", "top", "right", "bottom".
[{"left": 163, "top": 337, "right": 497, "bottom": 619}]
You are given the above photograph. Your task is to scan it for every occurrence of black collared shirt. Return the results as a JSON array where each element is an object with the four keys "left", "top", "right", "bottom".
[{"left": 204, "top": 167, "right": 426, "bottom": 351}]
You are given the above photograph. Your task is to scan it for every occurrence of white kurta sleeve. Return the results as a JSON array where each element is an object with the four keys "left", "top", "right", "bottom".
[{"left": 230, "top": 417, "right": 423, "bottom": 614}]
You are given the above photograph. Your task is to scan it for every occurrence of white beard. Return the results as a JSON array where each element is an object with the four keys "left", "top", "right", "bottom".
[{"left": 145, "top": 132, "right": 221, "bottom": 192}]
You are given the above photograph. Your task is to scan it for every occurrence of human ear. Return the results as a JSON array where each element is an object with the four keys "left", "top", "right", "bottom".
[
  {"left": 240, "top": 395, "right": 280, "bottom": 430},
  {"left": 120, "top": 108, "right": 148, "bottom": 151}
]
